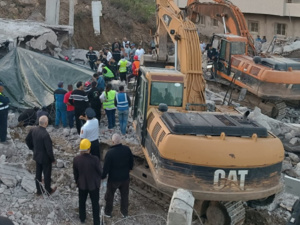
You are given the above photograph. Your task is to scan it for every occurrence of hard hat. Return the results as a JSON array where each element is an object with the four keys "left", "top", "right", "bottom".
[
  {"left": 85, "top": 81, "right": 91, "bottom": 87},
  {"left": 80, "top": 139, "right": 91, "bottom": 151},
  {"left": 134, "top": 55, "right": 138, "bottom": 60}
]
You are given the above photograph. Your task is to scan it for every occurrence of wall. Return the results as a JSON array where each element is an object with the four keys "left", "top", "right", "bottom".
[{"left": 245, "top": 14, "right": 300, "bottom": 41}]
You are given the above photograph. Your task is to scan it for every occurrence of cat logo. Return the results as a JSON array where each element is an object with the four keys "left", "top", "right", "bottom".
[{"left": 213, "top": 169, "right": 248, "bottom": 190}]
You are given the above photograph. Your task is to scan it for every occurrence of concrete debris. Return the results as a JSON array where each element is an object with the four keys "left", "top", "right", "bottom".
[
  {"left": 56, "top": 159, "right": 64, "bottom": 168},
  {"left": 290, "top": 137, "right": 299, "bottom": 145},
  {"left": 288, "top": 153, "right": 300, "bottom": 164},
  {"left": 21, "top": 176, "right": 36, "bottom": 193},
  {"left": 167, "top": 189, "right": 194, "bottom": 225}
]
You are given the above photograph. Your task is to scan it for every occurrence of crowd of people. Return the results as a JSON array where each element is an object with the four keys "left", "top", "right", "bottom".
[{"left": 0, "top": 37, "right": 143, "bottom": 225}]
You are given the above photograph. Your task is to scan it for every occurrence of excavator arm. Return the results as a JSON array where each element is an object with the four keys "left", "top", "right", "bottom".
[
  {"left": 155, "top": 0, "right": 206, "bottom": 107},
  {"left": 186, "top": 0, "right": 257, "bottom": 55}
]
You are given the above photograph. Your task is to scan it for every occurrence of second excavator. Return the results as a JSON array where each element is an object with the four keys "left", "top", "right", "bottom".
[{"left": 186, "top": 0, "right": 300, "bottom": 119}]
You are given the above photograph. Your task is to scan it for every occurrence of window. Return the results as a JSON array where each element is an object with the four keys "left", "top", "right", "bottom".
[
  {"left": 231, "top": 42, "right": 246, "bottom": 55},
  {"left": 276, "top": 23, "right": 286, "bottom": 35},
  {"left": 200, "top": 16, "right": 205, "bottom": 25},
  {"left": 249, "top": 21, "right": 259, "bottom": 33},
  {"left": 287, "top": 0, "right": 292, "bottom": 3},
  {"left": 212, "top": 18, "right": 218, "bottom": 26},
  {"left": 150, "top": 82, "right": 183, "bottom": 107}
]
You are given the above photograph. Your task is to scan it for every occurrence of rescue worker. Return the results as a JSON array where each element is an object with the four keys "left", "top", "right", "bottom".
[
  {"left": 93, "top": 73, "right": 105, "bottom": 93},
  {"left": 100, "top": 84, "right": 116, "bottom": 129},
  {"left": 207, "top": 44, "right": 218, "bottom": 79},
  {"left": 25, "top": 116, "right": 56, "bottom": 196},
  {"left": 79, "top": 108, "right": 100, "bottom": 159},
  {"left": 118, "top": 55, "right": 131, "bottom": 82},
  {"left": 127, "top": 55, "right": 140, "bottom": 84},
  {"left": 0, "top": 82, "right": 9, "bottom": 143},
  {"left": 88, "top": 81, "right": 102, "bottom": 123},
  {"left": 115, "top": 86, "right": 131, "bottom": 135},
  {"left": 73, "top": 139, "right": 101, "bottom": 225},
  {"left": 69, "top": 81, "right": 89, "bottom": 134},
  {"left": 101, "top": 64, "right": 115, "bottom": 83},
  {"left": 102, "top": 133, "right": 134, "bottom": 218},
  {"left": 86, "top": 46, "right": 98, "bottom": 71},
  {"left": 54, "top": 81, "right": 67, "bottom": 128}
]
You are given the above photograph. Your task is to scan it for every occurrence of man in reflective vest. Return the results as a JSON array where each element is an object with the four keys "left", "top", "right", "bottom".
[
  {"left": 0, "top": 82, "right": 9, "bottom": 143},
  {"left": 101, "top": 64, "right": 115, "bottom": 83},
  {"left": 100, "top": 83, "right": 116, "bottom": 129},
  {"left": 114, "top": 86, "right": 131, "bottom": 135},
  {"left": 118, "top": 55, "right": 131, "bottom": 82}
]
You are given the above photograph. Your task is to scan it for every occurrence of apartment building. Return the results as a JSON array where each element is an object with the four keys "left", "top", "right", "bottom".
[{"left": 176, "top": 0, "right": 300, "bottom": 42}]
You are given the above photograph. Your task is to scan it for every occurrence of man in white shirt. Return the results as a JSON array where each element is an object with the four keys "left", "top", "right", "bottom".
[
  {"left": 135, "top": 45, "right": 145, "bottom": 61},
  {"left": 123, "top": 37, "right": 130, "bottom": 48},
  {"left": 105, "top": 49, "right": 113, "bottom": 62},
  {"left": 79, "top": 108, "right": 100, "bottom": 159}
]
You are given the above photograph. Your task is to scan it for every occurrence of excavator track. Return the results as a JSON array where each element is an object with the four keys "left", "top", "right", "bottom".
[{"left": 130, "top": 157, "right": 246, "bottom": 225}]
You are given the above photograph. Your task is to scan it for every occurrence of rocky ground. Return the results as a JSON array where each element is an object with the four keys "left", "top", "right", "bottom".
[{"left": 1, "top": 86, "right": 300, "bottom": 225}]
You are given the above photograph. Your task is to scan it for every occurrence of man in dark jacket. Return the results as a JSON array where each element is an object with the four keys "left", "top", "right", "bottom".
[
  {"left": 54, "top": 81, "right": 67, "bottom": 128},
  {"left": 86, "top": 46, "right": 98, "bottom": 71},
  {"left": 88, "top": 81, "right": 102, "bottom": 123},
  {"left": 207, "top": 44, "right": 218, "bottom": 79},
  {"left": 73, "top": 139, "right": 102, "bottom": 225},
  {"left": 25, "top": 116, "right": 56, "bottom": 196},
  {"left": 0, "top": 81, "right": 9, "bottom": 143},
  {"left": 69, "top": 81, "right": 89, "bottom": 134},
  {"left": 102, "top": 133, "right": 134, "bottom": 218}
]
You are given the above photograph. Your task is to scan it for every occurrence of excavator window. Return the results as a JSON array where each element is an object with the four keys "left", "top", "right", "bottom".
[
  {"left": 150, "top": 82, "right": 183, "bottom": 107},
  {"left": 231, "top": 42, "right": 246, "bottom": 55}
]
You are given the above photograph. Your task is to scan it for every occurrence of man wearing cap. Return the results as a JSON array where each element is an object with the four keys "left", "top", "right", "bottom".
[
  {"left": 54, "top": 82, "right": 67, "bottom": 128},
  {"left": 102, "top": 133, "right": 133, "bottom": 218},
  {"left": 79, "top": 108, "right": 100, "bottom": 159},
  {"left": 0, "top": 81, "right": 9, "bottom": 143},
  {"left": 63, "top": 84, "right": 75, "bottom": 128},
  {"left": 25, "top": 116, "right": 56, "bottom": 196},
  {"left": 69, "top": 81, "right": 89, "bottom": 134},
  {"left": 86, "top": 46, "right": 98, "bottom": 71},
  {"left": 73, "top": 139, "right": 102, "bottom": 225},
  {"left": 84, "top": 81, "right": 92, "bottom": 94}
]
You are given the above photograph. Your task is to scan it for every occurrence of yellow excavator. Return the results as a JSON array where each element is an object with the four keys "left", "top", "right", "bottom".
[{"left": 132, "top": 0, "right": 284, "bottom": 224}]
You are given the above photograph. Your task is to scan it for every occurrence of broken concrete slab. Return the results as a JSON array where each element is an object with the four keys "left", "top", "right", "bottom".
[
  {"left": 21, "top": 176, "right": 36, "bottom": 193},
  {"left": 0, "top": 163, "right": 35, "bottom": 191},
  {"left": 167, "top": 189, "right": 195, "bottom": 225}
]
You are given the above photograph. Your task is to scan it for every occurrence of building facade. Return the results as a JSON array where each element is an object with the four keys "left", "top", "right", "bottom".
[{"left": 177, "top": 0, "right": 300, "bottom": 42}]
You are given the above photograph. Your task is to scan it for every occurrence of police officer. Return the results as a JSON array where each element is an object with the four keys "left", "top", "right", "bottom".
[
  {"left": 86, "top": 46, "right": 98, "bottom": 71},
  {"left": 0, "top": 82, "right": 9, "bottom": 143}
]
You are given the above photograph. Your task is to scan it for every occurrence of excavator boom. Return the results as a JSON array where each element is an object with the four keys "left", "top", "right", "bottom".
[
  {"left": 156, "top": 0, "right": 206, "bottom": 108},
  {"left": 186, "top": 0, "right": 256, "bottom": 55}
]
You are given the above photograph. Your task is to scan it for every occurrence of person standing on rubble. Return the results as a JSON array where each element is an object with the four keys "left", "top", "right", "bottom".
[
  {"left": 73, "top": 139, "right": 101, "bottom": 225},
  {"left": 69, "top": 81, "right": 89, "bottom": 134},
  {"left": 63, "top": 84, "right": 75, "bottom": 128},
  {"left": 54, "top": 81, "right": 67, "bottom": 128},
  {"left": 100, "top": 83, "right": 116, "bottom": 130},
  {"left": 101, "top": 64, "right": 115, "bottom": 83},
  {"left": 25, "top": 115, "right": 56, "bottom": 196},
  {"left": 115, "top": 86, "right": 131, "bottom": 135},
  {"left": 88, "top": 81, "right": 102, "bottom": 124},
  {"left": 118, "top": 55, "right": 131, "bottom": 82},
  {"left": 0, "top": 82, "right": 9, "bottom": 143},
  {"left": 102, "top": 133, "right": 133, "bottom": 218},
  {"left": 79, "top": 108, "right": 101, "bottom": 159},
  {"left": 86, "top": 46, "right": 98, "bottom": 71}
]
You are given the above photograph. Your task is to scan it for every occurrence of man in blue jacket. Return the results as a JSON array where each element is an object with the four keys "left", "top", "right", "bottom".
[
  {"left": 115, "top": 86, "right": 131, "bottom": 135},
  {"left": 54, "top": 81, "right": 67, "bottom": 128},
  {"left": 0, "top": 82, "right": 9, "bottom": 143}
]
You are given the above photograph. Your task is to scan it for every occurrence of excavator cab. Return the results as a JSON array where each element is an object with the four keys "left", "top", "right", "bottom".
[{"left": 211, "top": 34, "right": 247, "bottom": 76}]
